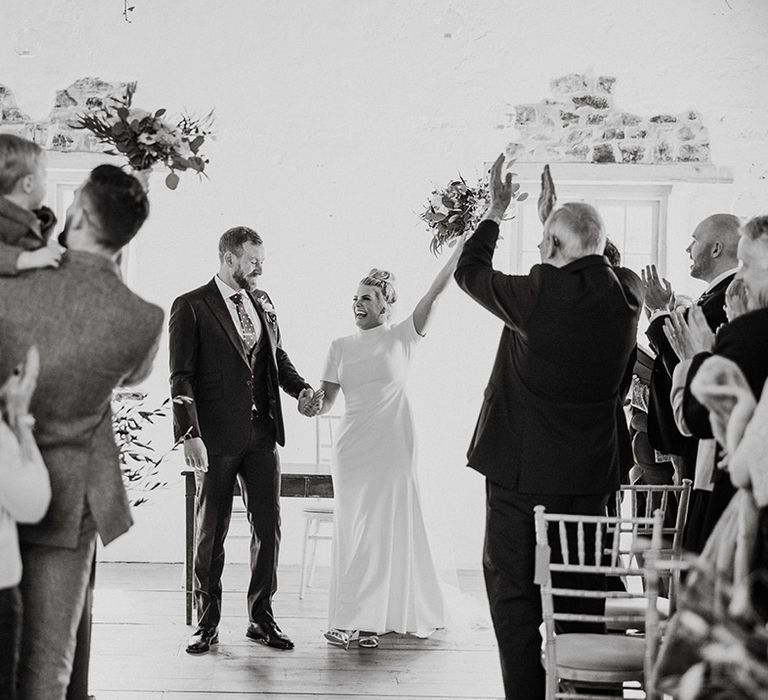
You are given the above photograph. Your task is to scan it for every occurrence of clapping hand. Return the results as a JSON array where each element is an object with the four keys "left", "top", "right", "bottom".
[
  {"left": 0, "top": 345, "right": 40, "bottom": 431},
  {"left": 663, "top": 310, "right": 696, "bottom": 361},
  {"left": 641, "top": 265, "right": 674, "bottom": 313},
  {"left": 537, "top": 164, "right": 556, "bottom": 224},
  {"left": 686, "top": 305, "right": 715, "bottom": 354},
  {"left": 298, "top": 388, "right": 324, "bottom": 417},
  {"left": 663, "top": 306, "right": 715, "bottom": 361}
]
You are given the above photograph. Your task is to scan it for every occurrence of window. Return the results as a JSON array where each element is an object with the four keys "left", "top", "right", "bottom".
[
  {"left": 45, "top": 152, "right": 131, "bottom": 281},
  {"left": 502, "top": 182, "right": 672, "bottom": 277}
]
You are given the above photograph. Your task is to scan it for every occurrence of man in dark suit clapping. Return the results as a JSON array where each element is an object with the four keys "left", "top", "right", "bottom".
[
  {"left": 169, "top": 226, "right": 322, "bottom": 655},
  {"left": 642, "top": 215, "right": 740, "bottom": 551},
  {"left": 455, "top": 155, "right": 643, "bottom": 700},
  {"left": 681, "top": 217, "right": 768, "bottom": 546}
]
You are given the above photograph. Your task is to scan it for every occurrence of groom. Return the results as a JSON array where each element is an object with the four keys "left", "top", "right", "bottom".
[{"left": 169, "top": 226, "right": 322, "bottom": 654}]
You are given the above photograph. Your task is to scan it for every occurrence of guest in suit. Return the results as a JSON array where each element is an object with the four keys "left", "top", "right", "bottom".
[
  {"left": 0, "top": 164, "right": 163, "bottom": 700},
  {"left": 455, "top": 154, "right": 643, "bottom": 700},
  {"left": 642, "top": 215, "right": 740, "bottom": 472},
  {"left": 681, "top": 216, "right": 768, "bottom": 546},
  {"left": 0, "top": 134, "right": 62, "bottom": 275},
  {"left": 642, "top": 215, "right": 740, "bottom": 552},
  {"left": 170, "top": 226, "right": 322, "bottom": 655}
]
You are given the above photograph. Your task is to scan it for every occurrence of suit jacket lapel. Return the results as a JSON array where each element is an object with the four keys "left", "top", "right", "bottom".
[
  {"left": 248, "top": 291, "right": 276, "bottom": 363},
  {"left": 699, "top": 273, "right": 735, "bottom": 305},
  {"left": 202, "top": 279, "right": 250, "bottom": 368}
]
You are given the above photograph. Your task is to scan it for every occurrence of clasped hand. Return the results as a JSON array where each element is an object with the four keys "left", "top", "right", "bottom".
[{"left": 298, "top": 388, "right": 324, "bottom": 417}]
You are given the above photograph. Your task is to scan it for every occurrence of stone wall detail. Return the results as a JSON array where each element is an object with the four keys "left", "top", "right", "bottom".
[
  {"left": 504, "top": 72, "right": 711, "bottom": 165},
  {"left": 0, "top": 77, "right": 132, "bottom": 152}
]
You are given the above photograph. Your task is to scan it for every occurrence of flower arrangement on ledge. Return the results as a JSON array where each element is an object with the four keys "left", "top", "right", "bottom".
[
  {"left": 71, "top": 82, "right": 214, "bottom": 190},
  {"left": 420, "top": 166, "right": 528, "bottom": 255}
]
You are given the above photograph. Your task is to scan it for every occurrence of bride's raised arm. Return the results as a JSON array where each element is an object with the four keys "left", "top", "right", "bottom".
[{"left": 412, "top": 237, "right": 465, "bottom": 336}]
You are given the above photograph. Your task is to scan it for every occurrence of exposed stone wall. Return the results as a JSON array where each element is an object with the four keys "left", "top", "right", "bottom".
[
  {"left": 505, "top": 72, "right": 711, "bottom": 165},
  {"left": 0, "top": 77, "right": 131, "bottom": 152}
]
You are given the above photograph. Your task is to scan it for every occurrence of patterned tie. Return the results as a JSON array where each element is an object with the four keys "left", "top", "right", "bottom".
[{"left": 231, "top": 293, "right": 258, "bottom": 351}]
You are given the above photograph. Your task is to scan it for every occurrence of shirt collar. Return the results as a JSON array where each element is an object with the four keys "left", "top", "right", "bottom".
[
  {"left": 214, "top": 274, "right": 244, "bottom": 302},
  {"left": 704, "top": 267, "right": 739, "bottom": 294}
]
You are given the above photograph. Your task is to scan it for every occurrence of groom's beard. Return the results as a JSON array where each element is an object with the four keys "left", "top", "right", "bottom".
[{"left": 233, "top": 265, "right": 260, "bottom": 291}]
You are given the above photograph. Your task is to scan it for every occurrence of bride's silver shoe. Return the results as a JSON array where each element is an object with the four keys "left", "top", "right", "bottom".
[{"left": 324, "top": 628, "right": 357, "bottom": 650}]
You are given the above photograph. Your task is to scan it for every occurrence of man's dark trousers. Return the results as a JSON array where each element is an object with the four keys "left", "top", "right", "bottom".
[
  {"left": 194, "top": 415, "right": 281, "bottom": 628},
  {"left": 484, "top": 481, "right": 609, "bottom": 700}
]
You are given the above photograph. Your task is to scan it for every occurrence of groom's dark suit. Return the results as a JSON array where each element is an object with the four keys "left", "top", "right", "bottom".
[
  {"left": 455, "top": 220, "right": 643, "bottom": 700},
  {"left": 169, "top": 278, "right": 310, "bottom": 630}
]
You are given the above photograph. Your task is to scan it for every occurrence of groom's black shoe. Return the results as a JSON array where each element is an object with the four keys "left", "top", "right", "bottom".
[
  {"left": 186, "top": 626, "right": 219, "bottom": 654},
  {"left": 246, "top": 621, "right": 294, "bottom": 650}
]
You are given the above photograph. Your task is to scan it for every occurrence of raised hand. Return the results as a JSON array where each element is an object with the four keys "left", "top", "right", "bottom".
[
  {"left": 537, "top": 164, "right": 556, "bottom": 224},
  {"left": 486, "top": 153, "right": 513, "bottom": 220},
  {"left": 641, "top": 264, "right": 674, "bottom": 313}
]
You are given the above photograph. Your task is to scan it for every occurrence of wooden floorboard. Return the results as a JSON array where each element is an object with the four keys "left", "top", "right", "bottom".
[{"left": 89, "top": 563, "right": 505, "bottom": 699}]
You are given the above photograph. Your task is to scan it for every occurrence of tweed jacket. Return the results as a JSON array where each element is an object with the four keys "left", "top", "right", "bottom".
[{"left": 0, "top": 251, "right": 164, "bottom": 548}]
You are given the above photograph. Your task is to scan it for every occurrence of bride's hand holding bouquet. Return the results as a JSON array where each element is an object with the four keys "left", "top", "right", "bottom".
[{"left": 420, "top": 156, "right": 527, "bottom": 255}]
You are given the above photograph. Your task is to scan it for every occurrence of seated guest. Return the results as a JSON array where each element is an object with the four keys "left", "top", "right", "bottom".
[
  {"left": 0, "top": 347, "right": 50, "bottom": 700},
  {"left": 652, "top": 359, "right": 768, "bottom": 699},
  {"left": 0, "top": 165, "right": 164, "bottom": 700}
]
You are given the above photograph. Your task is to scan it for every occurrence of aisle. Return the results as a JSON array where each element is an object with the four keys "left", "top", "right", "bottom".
[{"left": 88, "top": 563, "right": 505, "bottom": 699}]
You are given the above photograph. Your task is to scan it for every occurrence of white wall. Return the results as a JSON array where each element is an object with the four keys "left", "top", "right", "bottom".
[{"left": 3, "top": 0, "right": 768, "bottom": 567}]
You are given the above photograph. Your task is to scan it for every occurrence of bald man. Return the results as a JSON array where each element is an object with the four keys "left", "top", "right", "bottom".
[{"left": 642, "top": 214, "right": 741, "bottom": 549}]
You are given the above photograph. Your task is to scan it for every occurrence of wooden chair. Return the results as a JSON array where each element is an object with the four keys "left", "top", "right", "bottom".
[
  {"left": 605, "top": 479, "right": 692, "bottom": 628},
  {"left": 298, "top": 414, "right": 340, "bottom": 599},
  {"left": 533, "top": 505, "right": 664, "bottom": 700}
]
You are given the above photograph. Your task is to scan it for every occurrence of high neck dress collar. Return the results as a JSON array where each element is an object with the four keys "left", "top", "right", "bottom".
[{"left": 358, "top": 321, "right": 389, "bottom": 335}]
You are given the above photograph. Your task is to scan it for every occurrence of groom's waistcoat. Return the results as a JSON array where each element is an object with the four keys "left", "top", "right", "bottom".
[{"left": 169, "top": 278, "right": 310, "bottom": 454}]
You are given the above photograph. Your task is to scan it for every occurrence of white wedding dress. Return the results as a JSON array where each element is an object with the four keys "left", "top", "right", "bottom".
[{"left": 322, "top": 314, "right": 446, "bottom": 636}]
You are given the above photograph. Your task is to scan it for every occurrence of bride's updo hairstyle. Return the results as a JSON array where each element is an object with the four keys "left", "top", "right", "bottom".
[{"left": 360, "top": 269, "right": 398, "bottom": 308}]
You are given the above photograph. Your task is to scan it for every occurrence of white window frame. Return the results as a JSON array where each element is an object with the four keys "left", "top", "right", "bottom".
[
  {"left": 502, "top": 181, "right": 672, "bottom": 276},
  {"left": 45, "top": 151, "right": 131, "bottom": 282}
]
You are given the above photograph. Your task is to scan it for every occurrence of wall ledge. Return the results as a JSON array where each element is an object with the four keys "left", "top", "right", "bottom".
[{"left": 501, "top": 161, "right": 734, "bottom": 184}]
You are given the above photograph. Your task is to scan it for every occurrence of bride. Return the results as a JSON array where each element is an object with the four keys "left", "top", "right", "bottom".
[{"left": 315, "top": 241, "right": 464, "bottom": 649}]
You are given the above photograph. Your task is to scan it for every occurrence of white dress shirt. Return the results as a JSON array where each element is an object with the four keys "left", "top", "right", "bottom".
[{"left": 214, "top": 275, "right": 262, "bottom": 344}]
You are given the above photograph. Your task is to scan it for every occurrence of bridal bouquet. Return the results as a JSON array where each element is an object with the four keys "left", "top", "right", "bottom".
[
  {"left": 420, "top": 169, "right": 527, "bottom": 255},
  {"left": 72, "top": 82, "right": 214, "bottom": 190}
]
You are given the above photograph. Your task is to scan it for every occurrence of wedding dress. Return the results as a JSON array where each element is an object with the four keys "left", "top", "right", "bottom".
[{"left": 322, "top": 314, "right": 446, "bottom": 636}]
